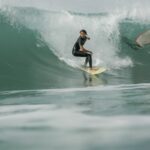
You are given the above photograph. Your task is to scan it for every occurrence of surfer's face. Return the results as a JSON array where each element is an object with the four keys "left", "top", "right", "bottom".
[{"left": 80, "top": 32, "right": 86, "bottom": 38}]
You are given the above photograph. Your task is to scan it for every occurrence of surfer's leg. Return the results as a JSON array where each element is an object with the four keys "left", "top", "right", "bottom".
[
  {"left": 84, "top": 57, "right": 89, "bottom": 67},
  {"left": 87, "top": 54, "right": 92, "bottom": 69},
  {"left": 83, "top": 54, "right": 92, "bottom": 68},
  {"left": 73, "top": 51, "right": 92, "bottom": 68},
  {"left": 73, "top": 51, "right": 87, "bottom": 58}
]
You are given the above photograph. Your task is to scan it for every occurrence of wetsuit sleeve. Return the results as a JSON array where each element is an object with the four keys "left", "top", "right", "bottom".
[{"left": 78, "top": 37, "right": 83, "bottom": 47}]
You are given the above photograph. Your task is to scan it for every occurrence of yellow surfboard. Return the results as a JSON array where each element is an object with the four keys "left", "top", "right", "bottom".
[{"left": 80, "top": 66, "right": 107, "bottom": 75}]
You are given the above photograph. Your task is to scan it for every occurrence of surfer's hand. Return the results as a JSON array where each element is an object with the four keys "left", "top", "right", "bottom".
[
  {"left": 87, "top": 50, "right": 93, "bottom": 54},
  {"left": 79, "top": 48, "right": 84, "bottom": 52}
]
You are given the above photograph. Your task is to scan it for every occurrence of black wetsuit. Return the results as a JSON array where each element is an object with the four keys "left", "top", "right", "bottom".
[{"left": 72, "top": 36, "right": 92, "bottom": 68}]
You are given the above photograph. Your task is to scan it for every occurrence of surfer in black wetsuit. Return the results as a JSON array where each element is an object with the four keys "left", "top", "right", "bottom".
[{"left": 72, "top": 29, "right": 93, "bottom": 69}]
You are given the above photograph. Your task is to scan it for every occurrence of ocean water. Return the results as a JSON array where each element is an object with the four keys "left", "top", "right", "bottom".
[{"left": 0, "top": 0, "right": 150, "bottom": 150}]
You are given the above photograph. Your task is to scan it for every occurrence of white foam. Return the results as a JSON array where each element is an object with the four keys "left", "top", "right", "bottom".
[{"left": 41, "top": 11, "right": 133, "bottom": 69}]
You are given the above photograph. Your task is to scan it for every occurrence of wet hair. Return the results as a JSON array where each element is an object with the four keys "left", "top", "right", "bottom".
[{"left": 80, "top": 29, "right": 87, "bottom": 35}]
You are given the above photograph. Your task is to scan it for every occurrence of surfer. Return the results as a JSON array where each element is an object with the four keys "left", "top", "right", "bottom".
[{"left": 72, "top": 29, "right": 93, "bottom": 69}]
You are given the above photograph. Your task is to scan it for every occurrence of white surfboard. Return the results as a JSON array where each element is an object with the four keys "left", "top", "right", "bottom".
[{"left": 136, "top": 30, "right": 150, "bottom": 47}]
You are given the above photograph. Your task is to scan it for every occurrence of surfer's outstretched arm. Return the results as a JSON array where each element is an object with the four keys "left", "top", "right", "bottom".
[
  {"left": 85, "top": 50, "right": 93, "bottom": 54},
  {"left": 79, "top": 45, "right": 93, "bottom": 54}
]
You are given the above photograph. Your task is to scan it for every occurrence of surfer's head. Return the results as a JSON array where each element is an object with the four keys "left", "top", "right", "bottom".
[{"left": 80, "top": 29, "right": 87, "bottom": 37}]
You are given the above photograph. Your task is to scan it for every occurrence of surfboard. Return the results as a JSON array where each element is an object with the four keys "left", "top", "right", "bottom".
[
  {"left": 79, "top": 66, "right": 107, "bottom": 75},
  {"left": 136, "top": 30, "right": 150, "bottom": 47}
]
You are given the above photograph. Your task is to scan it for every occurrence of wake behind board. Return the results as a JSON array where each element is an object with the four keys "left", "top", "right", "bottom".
[{"left": 80, "top": 66, "right": 106, "bottom": 75}]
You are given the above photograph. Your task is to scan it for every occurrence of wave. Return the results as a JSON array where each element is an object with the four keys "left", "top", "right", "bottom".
[
  {"left": 0, "top": 6, "right": 150, "bottom": 90},
  {"left": 0, "top": 6, "right": 133, "bottom": 68}
]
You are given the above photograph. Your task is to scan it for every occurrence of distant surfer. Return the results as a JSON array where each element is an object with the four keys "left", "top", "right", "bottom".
[{"left": 72, "top": 29, "right": 93, "bottom": 69}]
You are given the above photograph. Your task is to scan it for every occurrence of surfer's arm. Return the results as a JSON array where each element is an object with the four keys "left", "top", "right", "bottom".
[
  {"left": 79, "top": 37, "right": 92, "bottom": 53},
  {"left": 79, "top": 45, "right": 88, "bottom": 52},
  {"left": 86, "top": 36, "right": 90, "bottom": 40},
  {"left": 85, "top": 49, "right": 93, "bottom": 54},
  {"left": 80, "top": 46, "right": 93, "bottom": 54},
  {"left": 79, "top": 45, "right": 85, "bottom": 51}
]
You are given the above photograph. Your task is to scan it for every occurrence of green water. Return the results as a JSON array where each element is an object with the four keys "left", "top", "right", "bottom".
[{"left": 0, "top": 84, "right": 150, "bottom": 150}]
